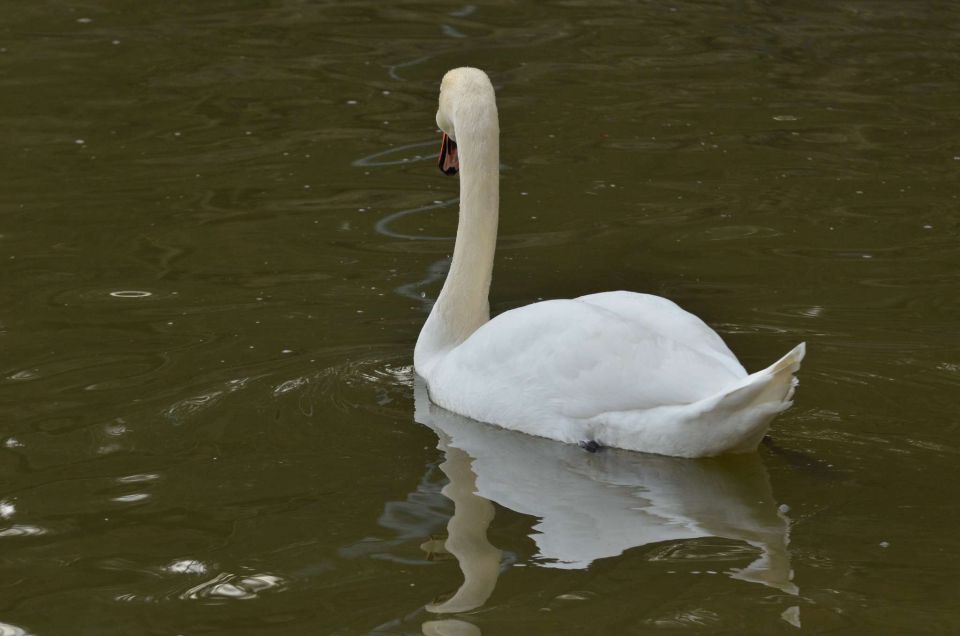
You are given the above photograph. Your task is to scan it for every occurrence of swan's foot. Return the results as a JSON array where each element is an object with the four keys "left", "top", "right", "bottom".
[{"left": 579, "top": 440, "right": 602, "bottom": 453}]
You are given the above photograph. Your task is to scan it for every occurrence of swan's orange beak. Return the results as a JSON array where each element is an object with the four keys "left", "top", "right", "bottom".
[{"left": 438, "top": 133, "right": 459, "bottom": 176}]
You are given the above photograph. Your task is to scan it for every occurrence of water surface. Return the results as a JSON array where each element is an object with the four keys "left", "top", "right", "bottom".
[{"left": 1, "top": 1, "right": 958, "bottom": 633}]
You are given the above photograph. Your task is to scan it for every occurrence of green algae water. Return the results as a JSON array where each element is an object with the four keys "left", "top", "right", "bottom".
[{"left": 1, "top": 1, "right": 958, "bottom": 633}]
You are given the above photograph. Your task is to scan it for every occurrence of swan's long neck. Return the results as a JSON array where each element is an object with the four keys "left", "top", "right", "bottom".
[{"left": 415, "top": 99, "right": 500, "bottom": 373}]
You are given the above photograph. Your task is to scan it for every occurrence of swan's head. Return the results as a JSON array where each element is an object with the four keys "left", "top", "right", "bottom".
[{"left": 436, "top": 67, "right": 497, "bottom": 176}]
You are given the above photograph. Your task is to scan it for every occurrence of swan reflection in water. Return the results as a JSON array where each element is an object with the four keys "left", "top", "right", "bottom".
[{"left": 412, "top": 378, "right": 800, "bottom": 632}]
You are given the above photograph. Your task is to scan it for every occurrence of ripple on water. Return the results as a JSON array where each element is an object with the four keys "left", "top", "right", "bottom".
[
  {"left": 647, "top": 608, "right": 723, "bottom": 629},
  {"left": 699, "top": 224, "right": 782, "bottom": 241},
  {"left": 116, "top": 473, "right": 160, "bottom": 484},
  {"left": 6, "top": 353, "right": 168, "bottom": 395},
  {"left": 373, "top": 197, "right": 457, "bottom": 241},
  {"left": 271, "top": 355, "right": 412, "bottom": 416},
  {"left": 165, "top": 559, "right": 208, "bottom": 575},
  {"left": 112, "top": 568, "right": 283, "bottom": 604},
  {"left": 49, "top": 286, "right": 178, "bottom": 306},
  {"left": 352, "top": 139, "right": 437, "bottom": 167},
  {"left": 108, "top": 290, "right": 153, "bottom": 298},
  {"left": 164, "top": 390, "right": 225, "bottom": 422},
  {"left": 273, "top": 376, "right": 309, "bottom": 396},
  {"left": 7, "top": 370, "right": 39, "bottom": 381},
  {"left": 164, "top": 376, "right": 258, "bottom": 424},
  {"left": 180, "top": 572, "right": 286, "bottom": 601},
  {"left": 646, "top": 540, "right": 761, "bottom": 564},
  {"left": 110, "top": 493, "right": 150, "bottom": 503},
  {"left": 0, "top": 524, "right": 48, "bottom": 538}
]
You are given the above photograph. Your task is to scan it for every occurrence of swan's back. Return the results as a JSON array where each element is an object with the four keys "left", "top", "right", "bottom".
[
  {"left": 428, "top": 291, "right": 748, "bottom": 429},
  {"left": 577, "top": 291, "right": 746, "bottom": 377}
]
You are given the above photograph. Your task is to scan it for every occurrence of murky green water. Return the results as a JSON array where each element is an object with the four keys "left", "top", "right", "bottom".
[{"left": 2, "top": 1, "right": 958, "bottom": 633}]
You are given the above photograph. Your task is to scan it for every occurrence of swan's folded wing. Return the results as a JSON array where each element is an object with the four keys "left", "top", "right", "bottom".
[
  {"left": 433, "top": 295, "right": 747, "bottom": 420},
  {"left": 576, "top": 291, "right": 745, "bottom": 377}
]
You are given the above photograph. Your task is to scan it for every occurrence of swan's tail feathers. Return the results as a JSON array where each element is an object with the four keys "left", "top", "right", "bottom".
[
  {"left": 717, "top": 342, "right": 805, "bottom": 412},
  {"left": 587, "top": 343, "right": 806, "bottom": 458},
  {"left": 763, "top": 341, "right": 805, "bottom": 405},
  {"left": 770, "top": 341, "right": 806, "bottom": 373},
  {"left": 692, "top": 342, "right": 806, "bottom": 455}
]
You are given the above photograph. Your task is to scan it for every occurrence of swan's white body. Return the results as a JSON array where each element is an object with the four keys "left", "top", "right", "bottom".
[{"left": 415, "top": 68, "right": 805, "bottom": 458}]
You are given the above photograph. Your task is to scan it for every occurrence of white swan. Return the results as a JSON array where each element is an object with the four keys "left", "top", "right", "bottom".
[{"left": 414, "top": 67, "right": 805, "bottom": 458}]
